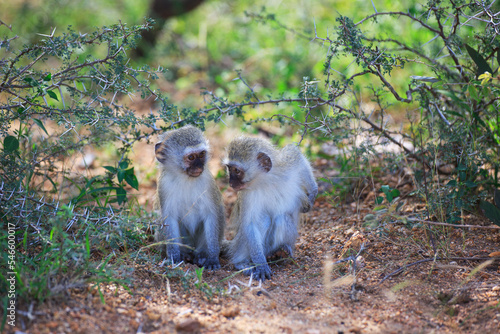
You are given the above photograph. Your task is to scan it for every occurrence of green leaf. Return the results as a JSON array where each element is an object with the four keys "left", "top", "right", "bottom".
[
  {"left": 125, "top": 174, "right": 139, "bottom": 190},
  {"left": 85, "top": 229, "right": 91, "bottom": 257},
  {"left": 116, "top": 187, "right": 127, "bottom": 205},
  {"left": 468, "top": 85, "right": 480, "bottom": 102},
  {"left": 33, "top": 118, "right": 49, "bottom": 135},
  {"left": 103, "top": 166, "right": 117, "bottom": 174},
  {"left": 480, "top": 200, "right": 500, "bottom": 226},
  {"left": 447, "top": 180, "right": 457, "bottom": 187},
  {"left": 86, "top": 186, "right": 118, "bottom": 195},
  {"left": 23, "top": 230, "right": 28, "bottom": 252},
  {"left": 443, "top": 109, "right": 463, "bottom": 118},
  {"left": 471, "top": 110, "right": 487, "bottom": 128},
  {"left": 85, "top": 175, "right": 101, "bottom": 188},
  {"left": 380, "top": 185, "right": 398, "bottom": 203},
  {"left": 119, "top": 160, "right": 129, "bottom": 169},
  {"left": 47, "top": 90, "right": 59, "bottom": 101},
  {"left": 195, "top": 267, "right": 203, "bottom": 281},
  {"left": 373, "top": 205, "right": 387, "bottom": 212},
  {"left": 465, "top": 44, "right": 493, "bottom": 76},
  {"left": 380, "top": 185, "right": 390, "bottom": 195},
  {"left": 375, "top": 196, "right": 384, "bottom": 204},
  {"left": 390, "top": 189, "right": 400, "bottom": 198},
  {"left": 438, "top": 89, "right": 461, "bottom": 102},
  {"left": 464, "top": 181, "right": 477, "bottom": 188},
  {"left": 23, "top": 77, "right": 38, "bottom": 86},
  {"left": 117, "top": 169, "right": 125, "bottom": 183},
  {"left": 45, "top": 175, "right": 58, "bottom": 193},
  {"left": 43, "top": 73, "right": 52, "bottom": 81},
  {"left": 4, "top": 136, "right": 19, "bottom": 153}
]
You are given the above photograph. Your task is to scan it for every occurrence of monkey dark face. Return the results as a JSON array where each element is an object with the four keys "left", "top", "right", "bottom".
[
  {"left": 184, "top": 150, "right": 206, "bottom": 177},
  {"left": 226, "top": 152, "right": 272, "bottom": 191},
  {"left": 227, "top": 165, "right": 246, "bottom": 191}
]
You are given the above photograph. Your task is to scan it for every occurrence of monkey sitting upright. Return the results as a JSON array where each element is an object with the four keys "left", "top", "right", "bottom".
[
  {"left": 155, "top": 125, "right": 225, "bottom": 270},
  {"left": 224, "top": 137, "right": 318, "bottom": 280}
]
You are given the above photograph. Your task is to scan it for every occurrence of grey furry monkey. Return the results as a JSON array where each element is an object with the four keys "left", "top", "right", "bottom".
[
  {"left": 155, "top": 125, "right": 225, "bottom": 270},
  {"left": 224, "top": 137, "right": 318, "bottom": 280}
]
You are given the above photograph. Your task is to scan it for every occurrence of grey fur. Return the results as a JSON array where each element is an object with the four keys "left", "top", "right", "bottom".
[
  {"left": 225, "top": 137, "right": 318, "bottom": 280},
  {"left": 155, "top": 125, "right": 225, "bottom": 270}
]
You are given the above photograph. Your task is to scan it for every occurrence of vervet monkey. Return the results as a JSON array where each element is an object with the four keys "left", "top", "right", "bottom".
[
  {"left": 155, "top": 125, "right": 225, "bottom": 270},
  {"left": 224, "top": 137, "right": 318, "bottom": 280}
]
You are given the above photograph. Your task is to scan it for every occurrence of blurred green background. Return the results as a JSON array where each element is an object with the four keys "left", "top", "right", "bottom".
[{"left": 1, "top": 0, "right": 451, "bottom": 112}]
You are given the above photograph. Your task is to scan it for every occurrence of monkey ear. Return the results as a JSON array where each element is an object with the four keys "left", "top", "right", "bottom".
[
  {"left": 155, "top": 142, "right": 168, "bottom": 163},
  {"left": 257, "top": 152, "right": 272, "bottom": 172}
]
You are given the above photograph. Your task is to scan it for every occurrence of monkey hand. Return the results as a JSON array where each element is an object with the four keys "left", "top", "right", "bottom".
[
  {"left": 195, "top": 254, "right": 221, "bottom": 270},
  {"left": 248, "top": 263, "right": 272, "bottom": 281},
  {"left": 301, "top": 190, "right": 318, "bottom": 213},
  {"left": 166, "top": 247, "right": 183, "bottom": 264},
  {"left": 300, "top": 201, "right": 311, "bottom": 213}
]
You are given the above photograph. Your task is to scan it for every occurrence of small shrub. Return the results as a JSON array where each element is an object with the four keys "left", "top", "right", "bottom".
[{"left": 0, "top": 20, "right": 209, "bottom": 320}]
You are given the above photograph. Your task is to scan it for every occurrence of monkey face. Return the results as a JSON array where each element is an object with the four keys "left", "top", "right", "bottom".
[
  {"left": 226, "top": 152, "right": 272, "bottom": 191},
  {"left": 227, "top": 165, "right": 246, "bottom": 191},
  {"left": 184, "top": 150, "right": 206, "bottom": 177}
]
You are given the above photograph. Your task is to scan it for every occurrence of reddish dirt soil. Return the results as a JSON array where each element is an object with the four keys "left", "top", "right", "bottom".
[{"left": 7, "top": 130, "right": 500, "bottom": 334}]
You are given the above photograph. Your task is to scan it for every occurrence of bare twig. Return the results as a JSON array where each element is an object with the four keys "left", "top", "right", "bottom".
[
  {"left": 378, "top": 257, "right": 497, "bottom": 285},
  {"left": 407, "top": 218, "right": 500, "bottom": 229},
  {"left": 0, "top": 19, "right": 13, "bottom": 30}
]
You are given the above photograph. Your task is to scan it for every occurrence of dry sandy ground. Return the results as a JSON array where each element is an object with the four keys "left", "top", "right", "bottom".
[{"left": 7, "top": 127, "right": 500, "bottom": 334}]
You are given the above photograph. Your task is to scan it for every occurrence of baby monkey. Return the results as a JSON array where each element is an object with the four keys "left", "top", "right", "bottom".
[
  {"left": 155, "top": 125, "right": 225, "bottom": 270},
  {"left": 224, "top": 137, "right": 318, "bottom": 280}
]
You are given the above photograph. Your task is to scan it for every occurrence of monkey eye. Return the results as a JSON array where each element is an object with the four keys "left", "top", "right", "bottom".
[
  {"left": 188, "top": 154, "right": 195, "bottom": 161},
  {"left": 199, "top": 151, "right": 206, "bottom": 159},
  {"left": 233, "top": 167, "right": 241, "bottom": 175}
]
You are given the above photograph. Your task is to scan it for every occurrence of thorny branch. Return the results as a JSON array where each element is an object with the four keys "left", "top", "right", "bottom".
[
  {"left": 348, "top": 243, "right": 367, "bottom": 301},
  {"left": 407, "top": 218, "right": 500, "bottom": 229},
  {"left": 200, "top": 3, "right": 500, "bottom": 176},
  {"left": 378, "top": 256, "right": 498, "bottom": 285},
  {"left": 326, "top": 243, "right": 368, "bottom": 301},
  {"left": 201, "top": 86, "right": 420, "bottom": 160}
]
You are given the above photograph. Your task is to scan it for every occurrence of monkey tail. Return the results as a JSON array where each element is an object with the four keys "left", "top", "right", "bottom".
[{"left": 220, "top": 239, "right": 231, "bottom": 259}]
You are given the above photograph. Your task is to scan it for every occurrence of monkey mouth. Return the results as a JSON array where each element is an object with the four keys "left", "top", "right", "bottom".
[
  {"left": 230, "top": 183, "right": 247, "bottom": 191},
  {"left": 187, "top": 168, "right": 203, "bottom": 177}
]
